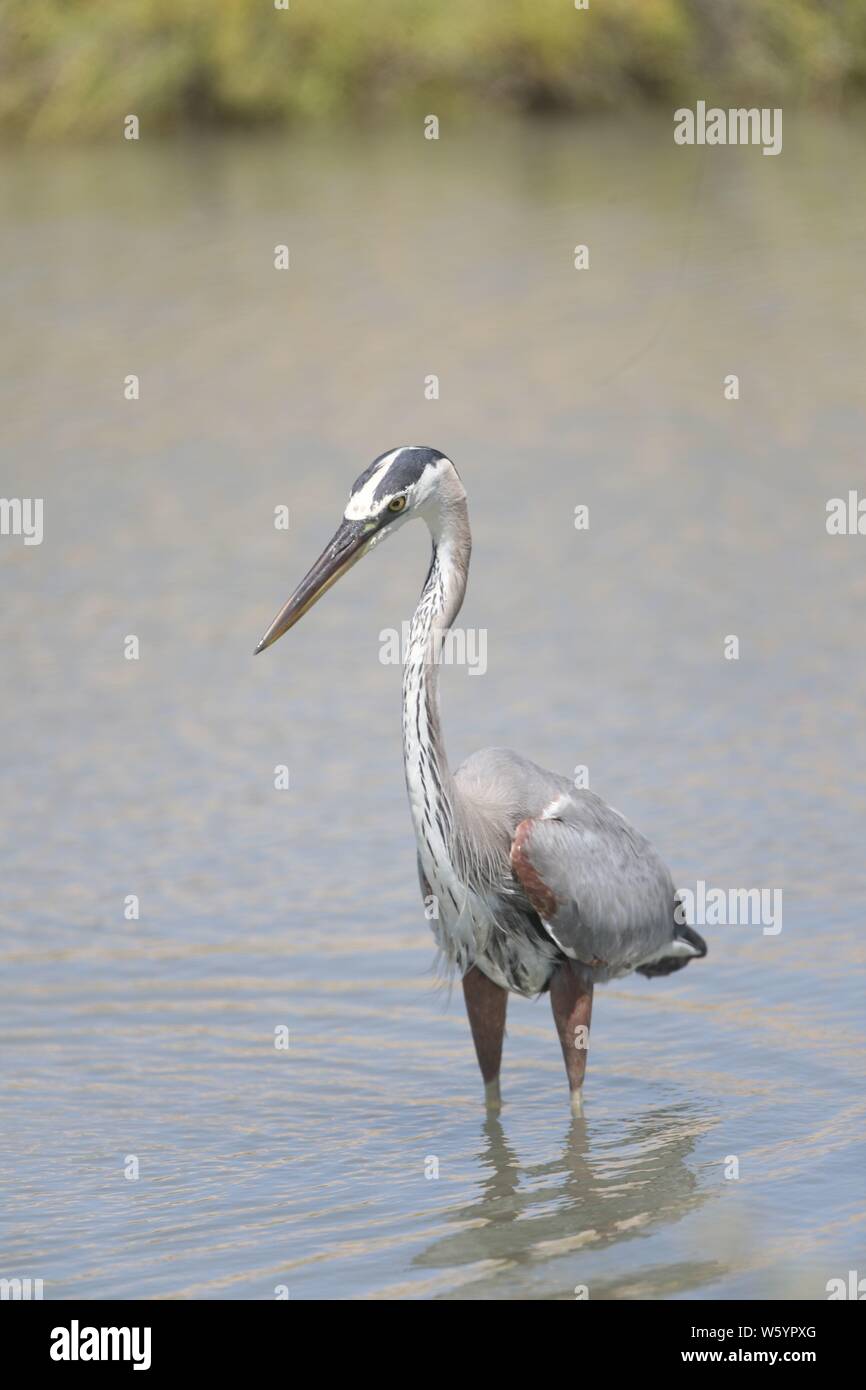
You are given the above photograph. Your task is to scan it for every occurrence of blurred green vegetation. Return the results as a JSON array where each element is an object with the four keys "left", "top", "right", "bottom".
[{"left": 1, "top": 0, "right": 865, "bottom": 139}]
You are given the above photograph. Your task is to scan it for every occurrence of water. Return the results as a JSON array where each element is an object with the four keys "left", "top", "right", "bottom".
[{"left": 1, "top": 115, "right": 865, "bottom": 1300}]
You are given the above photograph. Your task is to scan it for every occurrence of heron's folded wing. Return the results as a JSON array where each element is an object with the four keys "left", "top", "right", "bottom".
[{"left": 509, "top": 793, "right": 677, "bottom": 970}]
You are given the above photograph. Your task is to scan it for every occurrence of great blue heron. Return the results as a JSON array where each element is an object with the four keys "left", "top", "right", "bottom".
[{"left": 255, "top": 446, "right": 706, "bottom": 1114}]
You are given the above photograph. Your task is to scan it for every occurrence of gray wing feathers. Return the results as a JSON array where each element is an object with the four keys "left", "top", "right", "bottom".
[
  {"left": 511, "top": 795, "right": 678, "bottom": 973},
  {"left": 454, "top": 747, "right": 699, "bottom": 980}
]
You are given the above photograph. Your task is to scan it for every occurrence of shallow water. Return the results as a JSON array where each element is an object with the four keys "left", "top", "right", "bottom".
[{"left": 1, "top": 115, "right": 865, "bottom": 1300}]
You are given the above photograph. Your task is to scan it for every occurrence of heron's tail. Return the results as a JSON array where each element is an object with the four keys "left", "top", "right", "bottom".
[{"left": 636, "top": 924, "right": 707, "bottom": 978}]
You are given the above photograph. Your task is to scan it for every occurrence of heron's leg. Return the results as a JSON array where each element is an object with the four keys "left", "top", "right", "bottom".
[
  {"left": 462, "top": 964, "right": 508, "bottom": 1109},
  {"left": 550, "top": 962, "right": 594, "bottom": 1116}
]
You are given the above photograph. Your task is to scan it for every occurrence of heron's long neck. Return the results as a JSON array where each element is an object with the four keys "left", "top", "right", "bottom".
[{"left": 401, "top": 502, "right": 471, "bottom": 874}]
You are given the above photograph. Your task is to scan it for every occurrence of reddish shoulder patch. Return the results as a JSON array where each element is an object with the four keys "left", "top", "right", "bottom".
[{"left": 510, "top": 818, "right": 558, "bottom": 921}]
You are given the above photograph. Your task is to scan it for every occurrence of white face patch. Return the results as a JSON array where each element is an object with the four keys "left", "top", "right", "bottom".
[
  {"left": 343, "top": 447, "right": 455, "bottom": 522},
  {"left": 344, "top": 449, "right": 403, "bottom": 520}
]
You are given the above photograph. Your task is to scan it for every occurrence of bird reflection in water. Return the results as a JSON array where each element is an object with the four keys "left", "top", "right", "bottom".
[{"left": 412, "top": 1102, "right": 724, "bottom": 1298}]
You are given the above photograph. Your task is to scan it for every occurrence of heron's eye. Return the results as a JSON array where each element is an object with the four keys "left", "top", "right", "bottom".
[{"left": 388, "top": 495, "right": 407, "bottom": 513}]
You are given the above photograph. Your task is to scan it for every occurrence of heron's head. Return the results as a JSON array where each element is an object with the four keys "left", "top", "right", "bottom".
[{"left": 254, "top": 445, "right": 464, "bottom": 654}]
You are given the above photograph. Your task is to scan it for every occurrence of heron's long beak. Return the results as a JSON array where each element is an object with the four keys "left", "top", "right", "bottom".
[{"left": 254, "top": 517, "right": 372, "bottom": 654}]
